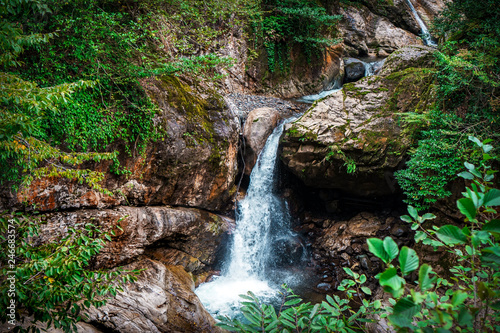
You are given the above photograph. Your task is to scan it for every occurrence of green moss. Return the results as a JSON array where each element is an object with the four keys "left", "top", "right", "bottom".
[{"left": 158, "top": 75, "right": 229, "bottom": 169}]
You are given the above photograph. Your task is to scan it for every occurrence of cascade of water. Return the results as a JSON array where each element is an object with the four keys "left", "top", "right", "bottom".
[
  {"left": 297, "top": 78, "right": 342, "bottom": 103},
  {"left": 196, "top": 118, "right": 299, "bottom": 318},
  {"left": 405, "top": 0, "right": 437, "bottom": 47},
  {"left": 299, "top": 58, "right": 386, "bottom": 104}
]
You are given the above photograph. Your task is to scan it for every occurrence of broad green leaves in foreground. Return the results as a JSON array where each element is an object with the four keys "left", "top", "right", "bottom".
[{"left": 223, "top": 137, "right": 500, "bottom": 332}]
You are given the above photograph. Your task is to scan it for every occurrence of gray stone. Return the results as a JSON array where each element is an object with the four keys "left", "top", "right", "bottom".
[
  {"left": 243, "top": 107, "right": 281, "bottom": 174},
  {"left": 344, "top": 58, "right": 366, "bottom": 83}
]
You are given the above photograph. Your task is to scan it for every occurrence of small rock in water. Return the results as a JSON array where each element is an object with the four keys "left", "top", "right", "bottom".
[{"left": 316, "top": 283, "right": 332, "bottom": 292}]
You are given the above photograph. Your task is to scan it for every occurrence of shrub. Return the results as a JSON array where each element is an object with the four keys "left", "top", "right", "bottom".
[{"left": 0, "top": 213, "right": 140, "bottom": 332}]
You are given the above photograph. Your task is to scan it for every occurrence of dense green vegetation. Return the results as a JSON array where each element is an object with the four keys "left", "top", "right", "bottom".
[
  {"left": 1, "top": 0, "right": 341, "bottom": 189},
  {"left": 395, "top": 0, "right": 500, "bottom": 210},
  {"left": 0, "top": 213, "right": 139, "bottom": 333},
  {"left": 256, "top": 0, "right": 341, "bottom": 72},
  {"left": 0, "top": 0, "right": 344, "bottom": 331}
]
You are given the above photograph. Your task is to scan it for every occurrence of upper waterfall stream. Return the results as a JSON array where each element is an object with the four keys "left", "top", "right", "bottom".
[
  {"left": 196, "top": 117, "right": 304, "bottom": 318},
  {"left": 405, "top": 0, "right": 437, "bottom": 46},
  {"left": 298, "top": 58, "right": 385, "bottom": 104}
]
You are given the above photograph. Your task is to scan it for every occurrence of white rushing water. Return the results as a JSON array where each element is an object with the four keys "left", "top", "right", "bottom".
[
  {"left": 298, "top": 58, "right": 386, "bottom": 104},
  {"left": 405, "top": 0, "right": 437, "bottom": 47},
  {"left": 196, "top": 118, "right": 299, "bottom": 318},
  {"left": 297, "top": 78, "right": 342, "bottom": 103}
]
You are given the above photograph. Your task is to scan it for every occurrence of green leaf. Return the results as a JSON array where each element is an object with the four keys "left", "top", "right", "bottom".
[
  {"left": 451, "top": 291, "right": 468, "bottom": 306},
  {"left": 481, "top": 246, "right": 500, "bottom": 265},
  {"left": 482, "top": 219, "right": 500, "bottom": 234},
  {"left": 421, "top": 213, "right": 436, "bottom": 221},
  {"left": 400, "top": 215, "right": 413, "bottom": 223},
  {"left": 399, "top": 247, "right": 419, "bottom": 276},
  {"left": 457, "top": 198, "right": 477, "bottom": 220},
  {"left": 343, "top": 267, "right": 355, "bottom": 277},
  {"left": 388, "top": 297, "right": 421, "bottom": 328},
  {"left": 458, "top": 171, "right": 474, "bottom": 180},
  {"left": 408, "top": 206, "right": 418, "bottom": 220},
  {"left": 457, "top": 307, "right": 473, "bottom": 327},
  {"left": 383, "top": 237, "right": 399, "bottom": 262},
  {"left": 418, "top": 264, "right": 435, "bottom": 292},
  {"left": 435, "top": 225, "right": 467, "bottom": 246},
  {"left": 464, "top": 161, "right": 476, "bottom": 171},
  {"left": 284, "top": 298, "right": 301, "bottom": 306},
  {"left": 468, "top": 136, "right": 482, "bottom": 147},
  {"left": 483, "top": 189, "right": 500, "bottom": 206},
  {"left": 477, "top": 282, "right": 494, "bottom": 301},
  {"left": 367, "top": 238, "right": 390, "bottom": 264},
  {"left": 415, "top": 231, "right": 427, "bottom": 243},
  {"left": 379, "top": 267, "right": 405, "bottom": 294},
  {"left": 361, "top": 286, "right": 372, "bottom": 295}
]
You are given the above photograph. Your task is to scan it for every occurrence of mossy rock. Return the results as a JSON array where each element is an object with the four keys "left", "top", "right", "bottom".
[{"left": 280, "top": 45, "right": 437, "bottom": 197}]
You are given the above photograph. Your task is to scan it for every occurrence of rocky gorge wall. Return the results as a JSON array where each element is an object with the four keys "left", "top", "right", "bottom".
[{"left": 1, "top": 0, "right": 449, "bottom": 331}]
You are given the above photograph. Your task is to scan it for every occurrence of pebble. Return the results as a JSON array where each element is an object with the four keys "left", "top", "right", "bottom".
[{"left": 225, "top": 92, "right": 308, "bottom": 120}]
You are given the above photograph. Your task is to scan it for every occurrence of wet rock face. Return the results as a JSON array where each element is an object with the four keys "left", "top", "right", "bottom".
[
  {"left": 280, "top": 45, "right": 435, "bottom": 197},
  {"left": 296, "top": 210, "right": 412, "bottom": 297},
  {"left": 85, "top": 258, "right": 223, "bottom": 333},
  {"left": 19, "top": 204, "right": 234, "bottom": 332},
  {"left": 2, "top": 76, "right": 239, "bottom": 213},
  {"left": 38, "top": 206, "right": 234, "bottom": 273},
  {"left": 413, "top": 0, "right": 449, "bottom": 25},
  {"left": 243, "top": 107, "right": 281, "bottom": 175},
  {"left": 339, "top": 3, "right": 422, "bottom": 57},
  {"left": 344, "top": 58, "right": 367, "bottom": 83},
  {"left": 246, "top": 44, "right": 345, "bottom": 99}
]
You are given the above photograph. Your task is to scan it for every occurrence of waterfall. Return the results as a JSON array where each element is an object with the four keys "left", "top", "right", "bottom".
[
  {"left": 297, "top": 78, "right": 342, "bottom": 103},
  {"left": 363, "top": 59, "right": 386, "bottom": 77},
  {"left": 298, "top": 58, "right": 385, "bottom": 104},
  {"left": 405, "top": 0, "right": 437, "bottom": 47},
  {"left": 196, "top": 117, "right": 300, "bottom": 318}
]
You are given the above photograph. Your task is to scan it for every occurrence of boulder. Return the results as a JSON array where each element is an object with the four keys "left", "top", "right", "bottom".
[
  {"left": 2, "top": 75, "right": 239, "bottom": 213},
  {"left": 37, "top": 205, "right": 234, "bottom": 271},
  {"left": 85, "top": 258, "right": 223, "bottom": 333},
  {"left": 280, "top": 45, "right": 436, "bottom": 197},
  {"left": 243, "top": 107, "right": 281, "bottom": 175},
  {"left": 339, "top": 3, "right": 422, "bottom": 57},
  {"left": 344, "top": 58, "right": 367, "bottom": 83},
  {"left": 316, "top": 212, "right": 382, "bottom": 255}
]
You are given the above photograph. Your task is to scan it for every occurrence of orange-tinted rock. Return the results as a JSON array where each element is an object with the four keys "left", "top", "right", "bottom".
[
  {"left": 2, "top": 76, "right": 239, "bottom": 213},
  {"left": 38, "top": 205, "right": 234, "bottom": 270}
]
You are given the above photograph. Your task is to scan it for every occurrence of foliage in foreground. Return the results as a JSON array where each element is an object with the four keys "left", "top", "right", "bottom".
[
  {"left": 218, "top": 136, "right": 500, "bottom": 332},
  {"left": 0, "top": 212, "right": 140, "bottom": 333}
]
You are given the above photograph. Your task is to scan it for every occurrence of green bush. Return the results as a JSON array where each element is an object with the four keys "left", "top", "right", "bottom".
[
  {"left": 395, "top": 0, "right": 500, "bottom": 210},
  {"left": 255, "top": 0, "right": 341, "bottom": 73},
  {"left": 0, "top": 212, "right": 140, "bottom": 333},
  {"left": 394, "top": 129, "right": 465, "bottom": 210}
]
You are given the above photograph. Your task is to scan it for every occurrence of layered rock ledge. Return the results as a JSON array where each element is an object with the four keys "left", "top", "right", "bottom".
[{"left": 280, "top": 45, "right": 436, "bottom": 197}]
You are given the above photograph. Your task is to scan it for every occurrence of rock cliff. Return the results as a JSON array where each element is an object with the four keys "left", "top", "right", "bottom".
[
  {"left": 2, "top": 75, "right": 239, "bottom": 213},
  {"left": 280, "top": 45, "right": 436, "bottom": 197}
]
